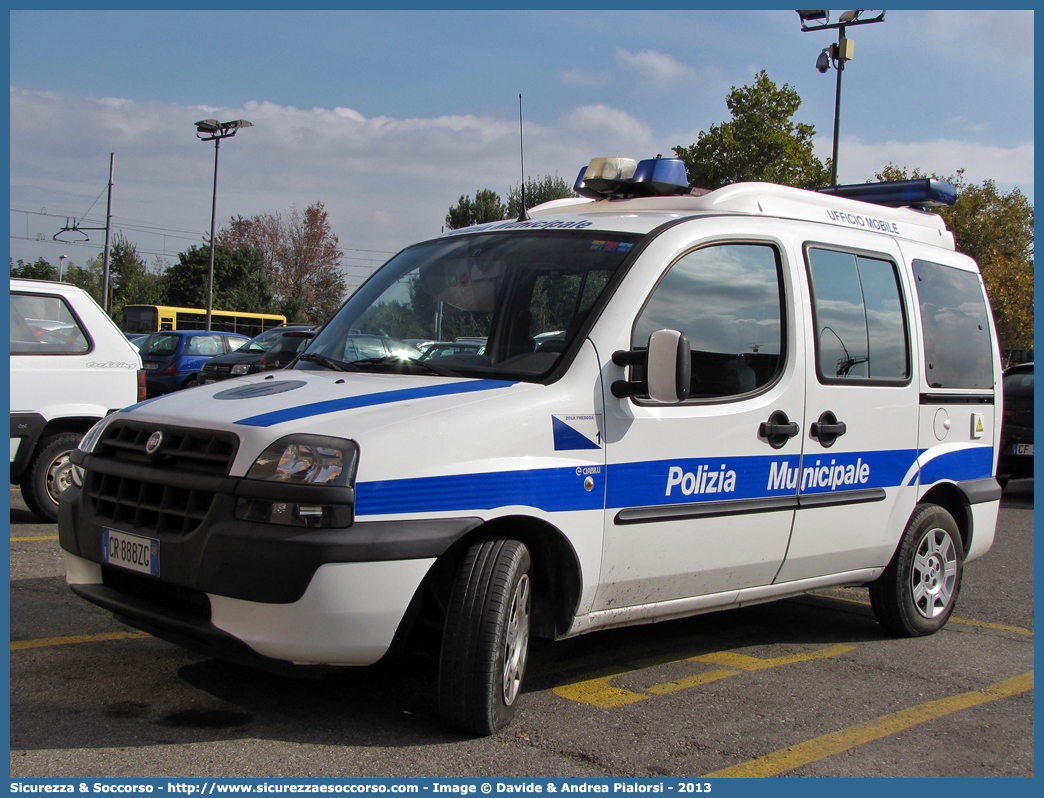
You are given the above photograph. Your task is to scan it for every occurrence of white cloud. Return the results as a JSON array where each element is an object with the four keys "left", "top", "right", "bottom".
[
  {"left": 615, "top": 47, "right": 697, "bottom": 89},
  {"left": 823, "top": 136, "right": 1034, "bottom": 194},
  {"left": 559, "top": 67, "right": 611, "bottom": 87},
  {"left": 10, "top": 90, "right": 667, "bottom": 275},
  {"left": 10, "top": 88, "right": 1033, "bottom": 283}
]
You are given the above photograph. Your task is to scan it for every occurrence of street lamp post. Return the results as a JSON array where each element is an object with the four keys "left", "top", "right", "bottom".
[
  {"left": 58, "top": 255, "right": 67, "bottom": 282},
  {"left": 194, "top": 118, "right": 253, "bottom": 331},
  {"left": 797, "top": 10, "right": 886, "bottom": 186}
]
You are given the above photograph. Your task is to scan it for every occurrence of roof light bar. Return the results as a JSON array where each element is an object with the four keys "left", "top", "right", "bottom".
[
  {"left": 814, "top": 179, "right": 957, "bottom": 208},
  {"left": 574, "top": 156, "right": 690, "bottom": 199}
]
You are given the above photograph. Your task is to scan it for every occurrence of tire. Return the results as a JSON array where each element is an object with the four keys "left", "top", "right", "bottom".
[
  {"left": 182, "top": 375, "right": 200, "bottom": 390},
  {"left": 869, "top": 504, "right": 964, "bottom": 636},
  {"left": 438, "top": 538, "right": 532, "bottom": 735},
  {"left": 20, "top": 432, "right": 82, "bottom": 523}
]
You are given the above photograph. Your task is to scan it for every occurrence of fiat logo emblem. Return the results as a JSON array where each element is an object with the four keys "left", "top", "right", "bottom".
[{"left": 145, "top": 431, "right": 164, "bottom": 456}]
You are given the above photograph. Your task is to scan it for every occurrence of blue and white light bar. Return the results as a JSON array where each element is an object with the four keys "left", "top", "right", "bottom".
[
  {"left": 814, "top": 179, "right": 957, "bottom": 208},
  {"left": 575, "top": 156, "right": 690, "bottom": 199}
]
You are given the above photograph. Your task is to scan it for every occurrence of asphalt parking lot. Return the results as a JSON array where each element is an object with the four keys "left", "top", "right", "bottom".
[{"left": 9, "top": 481, "right": 1034, "bottom": 779}]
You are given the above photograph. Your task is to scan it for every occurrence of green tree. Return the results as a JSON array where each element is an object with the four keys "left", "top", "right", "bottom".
[
  {"left": 219, "top": 201, "right": 347, "bottom": 324},
  {"left": 163, "top": 244, "right": 274, "bottom": 314},
  {"left": 674, "top": 70, "right": 829, "bottom": 190},
  {"left": 445, "top": 189, "right": 507, "bottom": 230},
  {"left": 10, "top": 257, "right": 57, "bottom": 281},
  {"left": 65, "top": 256, "right": 105, "bottom": 305},
  {"left": 106, "top": 233, "right": 165, "bottom": 322},
  {"left": 506, "top": 174, "right": 577, "bottom": 217},
  {"left": 877, "top": 164, "right": 1034, "bottom": 362}
]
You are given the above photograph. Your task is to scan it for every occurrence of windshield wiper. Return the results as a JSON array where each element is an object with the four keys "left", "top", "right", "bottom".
[{"left": 297, "top": 352, "right": 360, "bottom": 372}]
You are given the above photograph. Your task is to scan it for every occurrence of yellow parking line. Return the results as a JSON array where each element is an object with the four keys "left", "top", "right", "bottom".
[
  {"left": 553, "top": 666, "right": 651, "bottom": 708},
  {"left": 691, "top": 644, "right": 856, "bottom": 671},
  {"left": 10, "top": 535, "right": 59, "bottom": 542},
  {"left": 704, "top": 671, "right": 1034, "bottom": 778},
  {"left": 555, "top": 643, "right": 855, "bottom": 707},
  {"left": 816, "top": 590, "right": 1034, "bottom": 637},
  {"left": 11, "top": 631, "right": 150, "bottom": 651}
]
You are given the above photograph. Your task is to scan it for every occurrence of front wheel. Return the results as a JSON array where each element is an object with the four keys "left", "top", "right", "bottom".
[
  {"left": 20, "top": 431, "right": 82, "bottom": 523},
  {"left": 438, "top": 538, "right": 532, "bottom": 735},
  {"left": 870, "top": 504, "right": 964, "bottom": 636}
]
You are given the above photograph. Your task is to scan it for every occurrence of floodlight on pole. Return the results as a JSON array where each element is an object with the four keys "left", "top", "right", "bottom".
[
  {"left": 194, "top": 118, "right": 253, "bottom": 331},
  {"left": 796, "top": 10, "right": 886, "bottom": 186}
]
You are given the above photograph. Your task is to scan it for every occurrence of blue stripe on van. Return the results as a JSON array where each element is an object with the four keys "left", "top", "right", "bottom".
[
  {"left": 916, "top": 445, "right": 995, "bottom": 485},
  {"left": 355, "top": 446, "right": 997, "bottom": 518},
  {"left": 356, "top": 466, "right": 606, "bottom": 516},
  {"left": 234, "top": 380, "right": 517, "bottom": 427}
]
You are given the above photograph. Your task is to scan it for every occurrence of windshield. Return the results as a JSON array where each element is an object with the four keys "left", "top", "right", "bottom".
[{"left": 299, "top": 230, "right": 641, "bottom": 381}]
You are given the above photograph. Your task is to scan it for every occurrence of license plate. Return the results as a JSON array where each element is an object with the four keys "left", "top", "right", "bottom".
[
  {"left": 1014, "top": 443, "right": 1034, "bottom": 456},
  {"left": 144, "top": 362, "right": 160, "bottom": 371},
  {"left": 102, "top": 528, "right": 159, "bottom": 576}
]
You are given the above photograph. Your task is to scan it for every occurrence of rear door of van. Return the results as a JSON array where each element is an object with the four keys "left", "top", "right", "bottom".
[{"left": 776, "top": 229, "right": 920, "bottom": 582}]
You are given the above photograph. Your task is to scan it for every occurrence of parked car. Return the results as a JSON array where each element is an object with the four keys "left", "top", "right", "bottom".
[
  {"left": 125, "top": 333, "right": 150, "bottom": 348},
  {"left": 10, "top": 278, "right": 143, "bottom": 522},
  {"left": 997, "top": 362, "right": 1033, "bottom": 489},
  {"left": 139, "top": 330, "right": 249, "bottom": 396},
  {"left": 342, "top": 334, "right": 421, "bottom": 361},
  {"left": 200, "top": 325, "right": 316, "bottom": 384},
  {"left": 418, "top": 341, "right": 484, "bottom": 360}
]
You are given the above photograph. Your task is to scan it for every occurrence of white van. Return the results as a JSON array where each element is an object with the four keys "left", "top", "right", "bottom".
[
  {"left": 59, "top": 158, "right": 1002, "bottom": 735},
  {"left": 10, "top": 278, "right": 143, "bottom": 522}
]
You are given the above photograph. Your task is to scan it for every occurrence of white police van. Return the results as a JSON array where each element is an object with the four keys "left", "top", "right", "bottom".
[{"left": 59, "top": 157, "right": 1002, "bottom": 735}]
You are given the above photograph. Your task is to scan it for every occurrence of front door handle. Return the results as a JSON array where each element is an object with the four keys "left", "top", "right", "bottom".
[
  {"left": 759, "top": 410, "right": 799, "bottom": 449},
  {"left": 810, "top": 410, "right": 847, "bottom": 448}
]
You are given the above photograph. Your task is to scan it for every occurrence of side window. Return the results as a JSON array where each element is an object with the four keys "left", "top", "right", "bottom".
[
  {"left": 912, "top": 259, "right": 994, "bottom": 389},
  {"left": 633, "top": 243, "right": 784, "bottom": 399},
  {"left": 807, "top": 248, "right": 909, "bottom": 383},
  {"left": 185, "top": 335, "right": 224, "bottom": 356},
  {"left": 10, "top": 292, "right": 90, "bottom": 355}
]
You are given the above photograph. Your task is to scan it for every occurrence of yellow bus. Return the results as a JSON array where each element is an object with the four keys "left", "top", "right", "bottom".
[{"left": 122, "top": 305, "right": 287, "bottom": 338}]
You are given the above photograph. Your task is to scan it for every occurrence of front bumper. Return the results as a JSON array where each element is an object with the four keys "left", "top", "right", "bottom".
[
  {"left": 65, "top": 551, "right": 436, "bottom": 667},
  {"left": 59, "top": 456, "right": 483, "bottom": 665}
]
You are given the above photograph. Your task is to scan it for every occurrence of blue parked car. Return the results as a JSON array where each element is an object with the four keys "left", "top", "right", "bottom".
[{"left": 139, "top": 330, "right": 250, "bottom": 396}]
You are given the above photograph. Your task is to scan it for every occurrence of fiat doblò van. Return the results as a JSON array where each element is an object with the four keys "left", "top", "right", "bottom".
[{"left": 59, "top": 157, "right": 1002, "bottom": 735}]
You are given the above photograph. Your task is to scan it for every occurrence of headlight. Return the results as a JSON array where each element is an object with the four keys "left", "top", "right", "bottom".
[
  {"left": 71, "top": 413, "right": 119, "bottom": 488},
  {"left": 231, "top": 363, "right": 252, "bottom": 375},
  {"left": 78, "top": 414, "right": 117, "bottom": 454},
  {"left": 236, "top": 435, "right": 359, "bottom": 528}
]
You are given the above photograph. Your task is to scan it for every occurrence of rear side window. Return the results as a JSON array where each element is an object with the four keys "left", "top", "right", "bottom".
[
  {"left": 633, "top": 243, "right": 785, "bottom": 399},
  {"left": 912, "top": 259, "right": 994, "bottom": 389},
  {"left": 10, "top": 292, "right": 90, "bottom": 355},
  {"left": 806, "top": 248, "right": 909, "bottom": 383}
]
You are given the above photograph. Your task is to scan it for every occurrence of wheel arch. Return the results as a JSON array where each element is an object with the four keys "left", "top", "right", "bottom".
[
  {"left": 918, "top": 482, "right": 972, "bottom": 556},
  {"left": 392, "top": 514, "right": 583, "bottom": 657}
]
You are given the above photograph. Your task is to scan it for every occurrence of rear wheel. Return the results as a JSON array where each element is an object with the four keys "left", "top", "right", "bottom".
[
  {"left": 438, "top": 538, "right": 532, "bottom": 735},
  {"left": 20, "top": 432, "right": 82, "bottom": 523},
  {"left": 870, "top": 504, "right": 963, "bottom": 636}
]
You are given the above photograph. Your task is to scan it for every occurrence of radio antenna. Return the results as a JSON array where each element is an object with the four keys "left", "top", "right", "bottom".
[{"left": 516, "top": 93, "right": 530, "bottom": 222}]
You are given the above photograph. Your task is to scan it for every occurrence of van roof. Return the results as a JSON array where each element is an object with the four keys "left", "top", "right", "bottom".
[{"left": 478, "top": 181, "right": 956, "bottom": 251}]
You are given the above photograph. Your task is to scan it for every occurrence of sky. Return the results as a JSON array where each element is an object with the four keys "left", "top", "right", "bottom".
[{"left": 8, "top": 8, "right": 1035, "bottom": 290}]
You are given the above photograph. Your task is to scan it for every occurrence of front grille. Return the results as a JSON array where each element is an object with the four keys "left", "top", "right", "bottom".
[
  {"left": 84, "top": 420, "right": 239, "bottom": 535},
  {"left": 96, "top": 420, "right": 237, "bottom": 474},
  {"left": 203, "top": 362, "right": 231, "bottom": 377}
]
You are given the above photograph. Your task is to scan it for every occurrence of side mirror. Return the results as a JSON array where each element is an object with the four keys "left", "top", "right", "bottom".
[{"left": 611, "top": 329, "right": 691, "bottom": 403}]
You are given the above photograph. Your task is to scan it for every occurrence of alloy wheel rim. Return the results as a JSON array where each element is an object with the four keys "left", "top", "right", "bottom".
[
  {"left": 502, "top": 573, "right": 531, "bottom": 705},
  {"left": 911, "top": 527, "right": 957, "bottom": 619}
]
